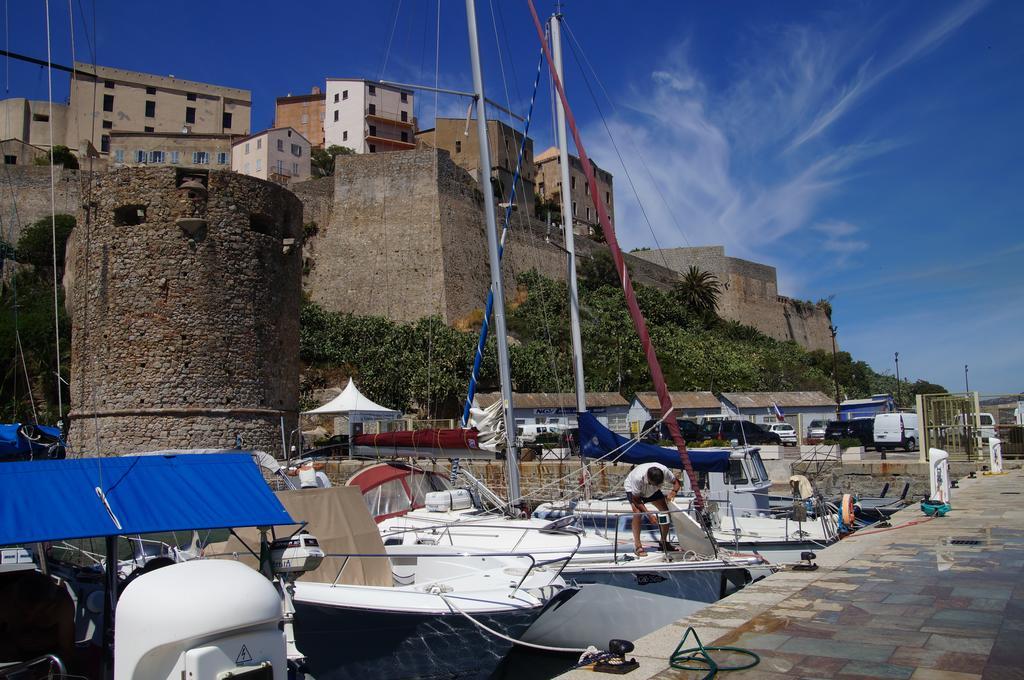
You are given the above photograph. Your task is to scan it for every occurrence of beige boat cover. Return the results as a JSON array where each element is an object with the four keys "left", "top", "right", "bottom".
[{"left": 210, "top": 486, "right": 392, "bottom": 587}]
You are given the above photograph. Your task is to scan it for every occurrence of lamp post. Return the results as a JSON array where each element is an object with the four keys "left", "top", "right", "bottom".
[
  {"left": 964, "top": 364, "right": 969, "bottom": 393},
  {"left": 829, "top": 325, "right": 841, "bottom": 419},
  {"left": 894, "top": 352, "right": 901, "bottom": 408}
]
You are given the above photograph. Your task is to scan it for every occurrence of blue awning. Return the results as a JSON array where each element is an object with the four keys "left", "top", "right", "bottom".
[
  {"left": 0, "top": 453, "right": 293, "bottom": 546},
  {"left": 578, "top": 412, "right": 731, "bottom": 472}
]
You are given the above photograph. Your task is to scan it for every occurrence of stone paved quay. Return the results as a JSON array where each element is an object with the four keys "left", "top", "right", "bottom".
[{"left": 559, "top": 467, "right": 1024, "bottom": 680}]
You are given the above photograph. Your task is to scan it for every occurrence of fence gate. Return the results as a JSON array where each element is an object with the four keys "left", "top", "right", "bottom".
[{"left": 918, "top": 392, "right": 981, "bottom": 462}]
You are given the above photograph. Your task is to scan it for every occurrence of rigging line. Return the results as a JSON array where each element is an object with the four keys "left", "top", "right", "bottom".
[
  {"left": 562, "top": 20, "right": 692, "bottom": 251},
  {"left": 425, "top": 0, "right": 441, "bottom": 421},
  {"left": 44, "top": 0, "right": 63, "bottom": 420},
  {"left": 561, "top": 25, "right": 672, "bottom": 272},
  {"left": 67, "top": 0, "right": 75, "bottom": 79},
  {"left": 86, "top": 0, "right": 100, "bottom": 459},
  {"left": 74, "top": 0, "right": 93, "bottom": 63},
  {"left": 3, "top": 0, "right": 7, "bottom": 92},
  {"left": 460, "top": 49, "right": 544, "bottom": 426},
  {"left": 378, "top": 0, "right": 403, "bottom": 82}
]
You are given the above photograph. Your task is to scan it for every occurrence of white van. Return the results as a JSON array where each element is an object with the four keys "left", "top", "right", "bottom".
[
  {"left": 953, "top": 413, "right": 997, "bottom": 441},
  {"left": 874, "top": 413, "right": 918, "bottom": 452}
]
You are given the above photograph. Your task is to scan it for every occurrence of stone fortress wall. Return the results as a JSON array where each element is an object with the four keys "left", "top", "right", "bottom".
[
  {"left": 295, "top": 149, "right": 685, "bottom": 326},
  {"left": 65, "top": 167, "right": 303, "bottom": 456},
  {"left": 632, "top": 246, "right": 834, "bottom": 352},
  {"left": 294, "top": 150, "right": 831, "bottom": 352},
  {"left": 0, "top": 166, "right": 83, "bottom": 244}
]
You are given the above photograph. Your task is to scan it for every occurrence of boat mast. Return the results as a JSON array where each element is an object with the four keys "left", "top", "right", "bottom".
[
  {"left": 526, "top": 0, "right": 706, "bottom": 513},
  {"left": 550, "top": 10, "right": 587, "bottom": 415},
  {"left": 464, "top": 0, "right": 521, "bottom": 508}
]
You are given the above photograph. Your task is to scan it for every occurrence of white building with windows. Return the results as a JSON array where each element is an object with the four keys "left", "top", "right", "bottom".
[
  {"left": 108, "top": 131, "right": 234, "bottom": 170},
  {"left": 231, "top": 127, "right": 311, "bottom": 185},
  {"left": 323, "top": 79, "right": 415, "bottom": 154}
]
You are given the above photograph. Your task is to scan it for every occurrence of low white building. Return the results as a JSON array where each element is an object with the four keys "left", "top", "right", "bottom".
[
  {"left": 627, "top": 392, "right": 724, "bottom": 434},
  {"left": 473, "top": 392, "right": 630, "bottom": 434},
  {"left": 719, "top": 391, "right": 835, "bottom": 428},
  {"left": 231, "top": 127, "right": 311, "bottom": 185},
  {"left": 323, "top": 78, "right": 415, "bottom": 154}
]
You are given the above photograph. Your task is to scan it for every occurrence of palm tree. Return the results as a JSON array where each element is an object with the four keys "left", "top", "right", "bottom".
[{"left": 673, "top": 266, "right": 722, "bottom": 317}]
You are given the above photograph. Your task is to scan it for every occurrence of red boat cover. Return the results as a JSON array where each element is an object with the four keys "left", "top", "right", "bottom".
[{"left": 353, "top": 428, "right": 481, "bottom": 450}]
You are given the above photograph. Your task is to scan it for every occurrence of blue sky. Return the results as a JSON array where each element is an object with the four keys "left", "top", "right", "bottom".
[{"left": 5, "top": 0, "right": 1022, "bottom": 394}]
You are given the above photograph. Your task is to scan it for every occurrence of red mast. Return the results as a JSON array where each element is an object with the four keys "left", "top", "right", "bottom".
[{"left": 526, "top": 0, "right": 705, "bottom": 511}]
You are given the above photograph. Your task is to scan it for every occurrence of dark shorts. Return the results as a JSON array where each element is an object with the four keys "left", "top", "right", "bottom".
[{"left": 627, "top": 490, "right": 665, "bottom": 505}]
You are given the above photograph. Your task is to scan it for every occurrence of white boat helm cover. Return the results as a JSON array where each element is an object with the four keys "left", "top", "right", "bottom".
[{"left": 114, "top": 559, "right": 285, "bottom": 680}]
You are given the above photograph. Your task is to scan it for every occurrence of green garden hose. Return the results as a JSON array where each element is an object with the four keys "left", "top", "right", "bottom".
[{"left": 669, "top": 627, "right": 760, "bottom": 679}]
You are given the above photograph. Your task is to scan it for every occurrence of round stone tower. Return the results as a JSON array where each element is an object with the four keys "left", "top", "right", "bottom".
[{"left": 66, "top": 167, "right": 302, "bottom": 456}]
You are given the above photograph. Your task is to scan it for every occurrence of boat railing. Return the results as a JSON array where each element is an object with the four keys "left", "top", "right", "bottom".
[
  {"left": 319, "top": 546, "right": 562, "bottom": 600},
  {"left": 551, "top": 501, "right": 837, "bottom": 553},
  {"left": 366, "top": 522, "right": 583, "bottom": 585},
  {"left": 0, "top": 654, "right": 67, "bottom": 679}
]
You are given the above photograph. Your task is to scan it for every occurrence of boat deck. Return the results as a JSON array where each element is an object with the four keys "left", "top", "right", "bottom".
[{"left": 559, "top": 467, "right": 1024, "bottom": 679}]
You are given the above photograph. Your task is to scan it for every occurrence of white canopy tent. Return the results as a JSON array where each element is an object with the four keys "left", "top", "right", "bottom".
[{"left": 303, "top": 379, "right": 402, "bottom": 449}]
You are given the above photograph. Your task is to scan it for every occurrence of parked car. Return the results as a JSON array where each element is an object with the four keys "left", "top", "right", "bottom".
[
  {"left": 516, "top": 423, "right": 562, "bottom": 443},
  {"left": 824, "top": 419, "right": 874, "bottom": 449},
  {"left": 874, "top": 413, "right": 918, "bottom": 452},
  {"left": 766, "top": 422, "right": 798, "bottom": 446},
  {"left": 806, "top": 419, "right": 827, "bottom": 441},
  {"left": 699, "top": 419, "right": 782, "bottom": 446},
  {"left": 640, "top": 418, "right": 703, "bottom": 444}
]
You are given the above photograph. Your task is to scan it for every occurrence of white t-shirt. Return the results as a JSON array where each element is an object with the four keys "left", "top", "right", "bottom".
[{"left": 624, "top": 463, "right": 676, "bottom": 499}]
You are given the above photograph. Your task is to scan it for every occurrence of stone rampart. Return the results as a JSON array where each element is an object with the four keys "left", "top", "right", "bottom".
[
  {"left": 0, "top": 166, "right": 83, "bottom": 244},
  {"left": 66, "top": 167, "right": 303, "bottom": 455},
  {"left": 632, "top": 246, "right": 833, "bottom": 351},
  {"left": 299, "top": 152, "right": 829, "bottom": 350},
  {"left": 301, "top": 149, "right": 687, "bottom": 327}
]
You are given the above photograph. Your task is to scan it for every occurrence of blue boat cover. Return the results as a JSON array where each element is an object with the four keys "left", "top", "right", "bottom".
[
  {"left": 0, "top": 423, "right": 65, "bottom": 461},
  {"left": 578, "top": 411, "right": 731, "bottom": 472},
  {"left": 0, "top": 453, "right": 293, "bottom": 546}
]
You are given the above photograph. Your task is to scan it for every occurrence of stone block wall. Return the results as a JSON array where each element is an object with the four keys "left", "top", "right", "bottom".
[
  {"left": 298, "top": 152, "right": 829, "bottom": 351},
  {"left": 301, "top": 148, "right": 686, "bottom": 328},
  {"left": 0, "top": 166, "right": 83, "bottom": 245},
  {"left": 66, "top": 167, "right": 303, "bottom": 455},
  {"left": 632, "top": 246, "right": 833, "bottom": 351}
]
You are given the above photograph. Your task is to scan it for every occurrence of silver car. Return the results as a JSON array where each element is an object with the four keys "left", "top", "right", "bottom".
[{"left": 806, "top": 419, "right": 827, "bottom": 441}]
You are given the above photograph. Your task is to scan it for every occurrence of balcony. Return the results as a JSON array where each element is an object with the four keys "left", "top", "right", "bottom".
[
  {"left": 366, "top": 134, "right": 416, "bottom": 149},
  {"left": 366, "top": 112, "right": 415, "bottom": 128}
]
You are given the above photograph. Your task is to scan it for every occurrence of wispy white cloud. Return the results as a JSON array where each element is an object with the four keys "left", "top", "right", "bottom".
[
  {"left": 813, "top": 220, "right": 869, "bottom": 263},
  {"left": 582, "top": 1, "right": 984, "bottom": 295},
  {"left": 789, "top": 0, "right": 989, "bottom": 149}
]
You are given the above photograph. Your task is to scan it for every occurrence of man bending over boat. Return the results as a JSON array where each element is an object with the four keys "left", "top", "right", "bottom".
[{"left": 624, "top": 462, "right": 681, "bottom": 556}]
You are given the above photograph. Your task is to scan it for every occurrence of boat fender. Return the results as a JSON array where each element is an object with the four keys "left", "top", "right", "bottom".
[{"left": 841, "top": 494, "right": 855, "bottom": 526}]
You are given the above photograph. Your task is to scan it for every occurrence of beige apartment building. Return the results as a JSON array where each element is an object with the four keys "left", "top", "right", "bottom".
[
  {"left": 109, "top": 131, "right": 235, "bottom": 170},
  {"left": 231, "top": 127, "right": 311, "bottom": 185},
  {"left": 66, "top": 62, "right": 250, "bottom": 158},
  {"left": 275, "top": 87, "right": 326, "bottom": 148},
  {"left": 417, "top": 117, "right": 535, "bottom": 214},
  {"left": 534, "top": 146, "right": 614, "bottom": 237},
  {"left": 323, "top": 79, "right": 415, "bottom": 154},
  {"left": 0, "top": 98, "right": 68, "bottom": 150}
]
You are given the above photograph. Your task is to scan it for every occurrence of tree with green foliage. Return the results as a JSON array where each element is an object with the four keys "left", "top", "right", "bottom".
[
  {"left": 299, "top": 265, "right": 948, "bottom": 418},
  {"left": 0, "top": 215, "right": 74, "bottom": 422},
  {"left": 310, "top": 145, "right": 355, "bottom": 178},
  {"left": 16, "top": 214, "right": 75, "bottom": 276},
  {"left": 672, "top": 265, "right": 721, "bottom": 318},
  {"left": 534, "top": 196, "right": 561, "bottom": 223},
  {"left": 34, "top": 145, "right": 79, "bottom": 170}
]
